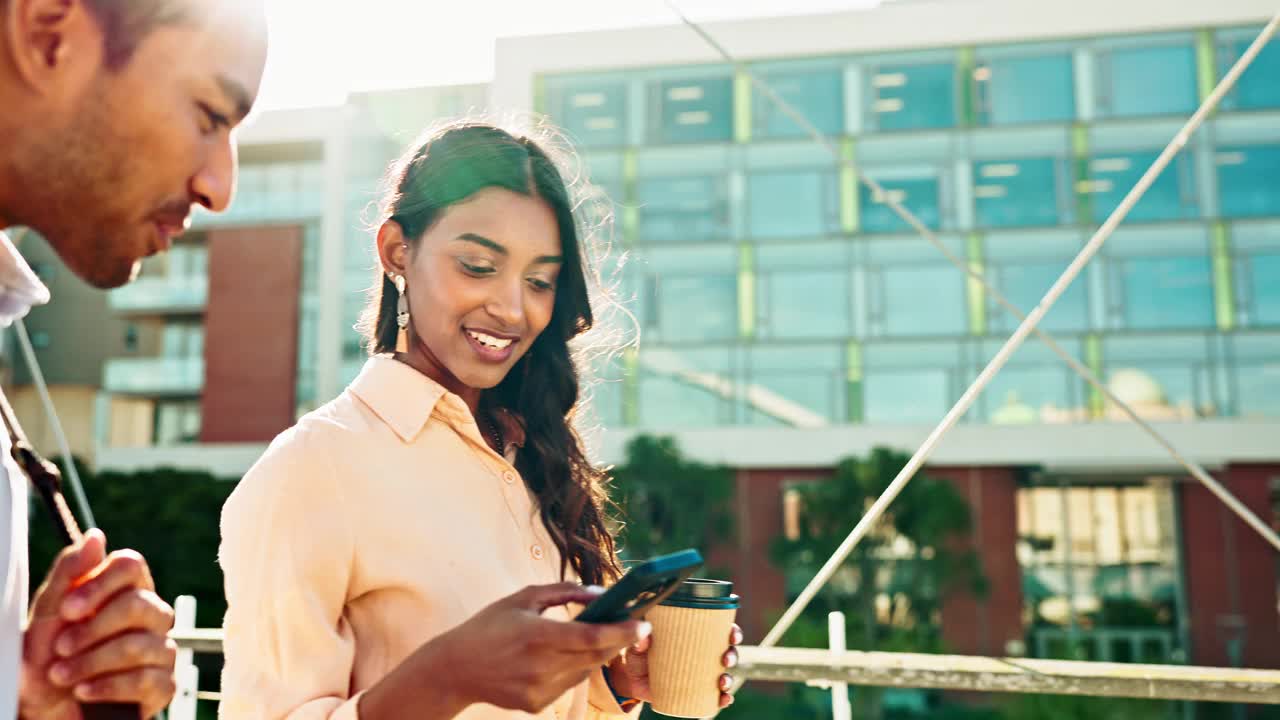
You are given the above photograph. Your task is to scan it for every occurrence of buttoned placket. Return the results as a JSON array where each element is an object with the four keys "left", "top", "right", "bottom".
[
  {"left": 444, "top": 409, "right": 567, "bottom": 720},
  {"left": 438, "top": 403, "right": 553, "bottom": 575}
]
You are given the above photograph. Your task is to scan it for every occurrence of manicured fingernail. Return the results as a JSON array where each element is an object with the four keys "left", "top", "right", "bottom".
[
  {"left": 726, "top": 649, "right": 739, "bottom": 668},
  {"left": 73, "top": 683, "right": 92, "bottom": 700},
  {"left": 733, "top": 628, "right": 744, "bottom": 645},
  {"left": 721, "top": 674, "right": 733, "bottom": 690},
  {"left": 62, "top": 596, "right": 86, "bottom": 619},
  {"left": 584, "top": 585, "right": 605, "bottom": 595},
  {"left": 49, "top": 662, "right": 70, "bottom": 685},
  {"left": 636, "top": 621, "right": 653, "bottom": 640},
  {"left": 55, "top": 634, "right": 73, "bottom": 657}
]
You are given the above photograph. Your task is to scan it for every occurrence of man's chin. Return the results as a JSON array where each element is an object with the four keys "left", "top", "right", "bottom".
[{"left": 81, "top": 258, "right": 142, "bottom": 290}]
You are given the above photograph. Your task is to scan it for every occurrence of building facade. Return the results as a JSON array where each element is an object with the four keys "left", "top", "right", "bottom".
[{"left": 491, "top": 0, "right": 1280, "bottom": 671}]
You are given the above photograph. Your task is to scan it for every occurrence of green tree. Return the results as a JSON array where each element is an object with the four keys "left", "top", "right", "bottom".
[
  {"left": 608, "top": 435, "right": 750, "bottom": 719},
  {"left": 609, "top": 434, "right": 734, "bottom": 565},
  {"left": 770, "top": 447, "right": 987, "bottom": 720}
]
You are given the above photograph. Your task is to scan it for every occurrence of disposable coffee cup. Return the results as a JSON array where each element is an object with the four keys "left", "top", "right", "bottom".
[{"left": 646, "top": 579, "right": 739, "bottom": 718}]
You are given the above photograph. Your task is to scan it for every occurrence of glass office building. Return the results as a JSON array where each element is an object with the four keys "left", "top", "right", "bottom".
[
  {"left": 532, "top": 26, "right": 1280, "bottom": 432},
  {"left": 499, "top": 6, "right": 1280, "bottom": 671}
]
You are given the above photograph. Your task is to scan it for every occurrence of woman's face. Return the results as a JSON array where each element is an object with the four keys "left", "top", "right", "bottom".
[{"left": 384, "top": 187, "right": 563, "bottom": 398}]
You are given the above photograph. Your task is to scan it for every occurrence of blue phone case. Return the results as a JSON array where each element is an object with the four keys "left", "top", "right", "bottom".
[{"left": 575, "top": 549, "right": 704, "bottom": 623}]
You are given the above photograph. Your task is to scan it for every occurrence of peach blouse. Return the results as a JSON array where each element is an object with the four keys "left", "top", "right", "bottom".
[{"left": 218, "top": 356, "right": 633, "bottom": 720}]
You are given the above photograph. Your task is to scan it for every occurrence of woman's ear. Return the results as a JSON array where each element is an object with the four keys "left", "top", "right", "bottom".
[{"left": 376, "top": 220, "right": 410, "bottom": 277}]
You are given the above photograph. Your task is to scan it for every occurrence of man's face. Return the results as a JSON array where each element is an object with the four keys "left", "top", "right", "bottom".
[{"left": 14, "top": 3, "right": 267, "bottom": 288}]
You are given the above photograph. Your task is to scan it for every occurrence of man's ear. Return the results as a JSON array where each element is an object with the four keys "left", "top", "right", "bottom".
[{"left": 3, "top": 0, "right": 102, "bottom": 97}]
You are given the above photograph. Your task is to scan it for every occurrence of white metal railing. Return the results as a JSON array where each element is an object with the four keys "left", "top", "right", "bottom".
[{"left": 165, "top": 598, "right": 1280, "bottom": 720}]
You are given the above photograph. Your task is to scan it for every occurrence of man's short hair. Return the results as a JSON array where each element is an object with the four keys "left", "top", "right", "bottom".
[{"left": 82, "top": 0, "right": 194, "bottom": 69}]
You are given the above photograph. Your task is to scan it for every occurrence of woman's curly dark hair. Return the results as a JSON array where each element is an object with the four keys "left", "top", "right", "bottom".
[{"left": 360, "top": 121, "right": 624, "bottom": 586}]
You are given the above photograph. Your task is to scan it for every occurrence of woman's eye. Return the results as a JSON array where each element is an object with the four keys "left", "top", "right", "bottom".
[
  {"left": 528, "top": 277, "right": 555, "bottom": 292},
  {"left": 458, "top": 259, "right": 496, "bottom": 275}
]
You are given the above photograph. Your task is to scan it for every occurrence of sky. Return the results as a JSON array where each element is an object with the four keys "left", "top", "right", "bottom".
[{"left": 255, "top": 0, "right": 887, "bottom": 110}]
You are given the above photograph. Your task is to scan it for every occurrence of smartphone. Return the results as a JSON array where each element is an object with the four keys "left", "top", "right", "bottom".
[{"left": 574, "top": 548, "right": 703, "bottom": 624}]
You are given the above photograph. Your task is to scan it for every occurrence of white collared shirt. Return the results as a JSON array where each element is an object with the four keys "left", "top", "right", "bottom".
[{"left": 0, "top": 229, "right": 50, "bottom": 716}]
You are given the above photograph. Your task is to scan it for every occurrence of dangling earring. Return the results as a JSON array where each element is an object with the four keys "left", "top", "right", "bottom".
[{"left": 394, "top": 274, "right": 410, "bottom": 353}]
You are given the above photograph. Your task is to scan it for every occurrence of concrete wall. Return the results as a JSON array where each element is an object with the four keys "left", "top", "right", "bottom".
[{"left": 7, "top": 384, "right": 98, "bottom": 465}]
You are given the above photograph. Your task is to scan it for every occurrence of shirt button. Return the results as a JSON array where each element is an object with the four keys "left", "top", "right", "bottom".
[
  {"left": 502, "top": 471, "right": 516, "bottom": 485},
  {"left": 531, "top": 544, "right": 545, "bottom": 560}
]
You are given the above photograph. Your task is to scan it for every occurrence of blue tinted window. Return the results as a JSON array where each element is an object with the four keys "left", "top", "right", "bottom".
[
  {"left": 977, "top": 53, "right": 1075, "bottom": 125},
  {"left": 875, "top": 265, "right": 967, "bottom": 337},
  {"left": 982, "top": 340, "right": 1085, "bottom": 422},
  {"left": 860, "top": 178, "right": 941, "bottom": 233},
  {"left": 1119, "top": 256, "right": 1214, "bottom": 329},
  {"left": 585, "top": 358, "right": 626, "bottom": 428},
  {"left": 974, "top": 158, "right": 1068, "bottom": 228},
  {"left": 1098, "top": 45, "right": 1197, "bottom": 118},
  {"left": 1221, "top": 35, "right": 1280, "bottom": 110},
  {"left": 1218, "top": 145, "right": 1280, "bottom": 218},
  {"left": 864, "top": 368, "right": 951, "bottom": 424},
  {"left": 748, "top": 170, "right": 841, "bottom": 238},
  {"left": 754, "top": 69, "right": 844, "bottom": 138},
  {"left": 636, "top": 175, "right": 730, "bottom": 241},
  {"left": 638, "top": 349, "right": 735, "bottom": 427},
  {"left": 591, "top": 383, "right": 624, "bottom": 427},
  {"left": 1248, "top": 254, "right": 1280, "bottom": 326},
  {"left": 984, "top": 366, "right": 1079, "bottom": 424},
  {"left": 1105, "top": 335, "right": 1212, "bottom": 415},
  {"left": 650, "top": 76, "right": 734, "bottom": 144},
  {"left": 989, "top": 262, "right": 1089, "bottom": 332},
  {"left": 761, "top": 270, "right": 849, "bottom": 339},
  {"left": 579, "top": 173, "right": 623, "bottom": 229},
  {"left": 1233, "top": 335, "right": 1280, "bottom": 419},
  {"left": 747, "top": 345, "right": 845, "bottom": 426},
  {"left": 1236, "top": 363, "right": 1280, "bottom": 419},
  {"left": 548, "top": 82, "right": 627, "bottom": 147},
  {"left": 747, "top": 372, "right": 843, "bottom": 425},
  {"left": 869, "top": 62, "right": 957, "bottom": 131},
  {"left": 1089, "top": 152, "right": 1199, "bottom": 223},
  {"left": 649, "top": 274, "right": 737, "bottom": 341}
]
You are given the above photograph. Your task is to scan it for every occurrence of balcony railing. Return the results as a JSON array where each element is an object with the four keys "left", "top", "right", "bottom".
[
  {"left": 103, "top": 357, "right": 204, "bottom": 396},
  {"left": 108, "top": 276, "right": 208, "bottom": 315}
]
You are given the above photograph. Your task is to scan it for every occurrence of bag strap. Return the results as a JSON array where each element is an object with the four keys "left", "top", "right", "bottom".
[{"left": 0, "top": 386, "right": 79, "bottom": 545}]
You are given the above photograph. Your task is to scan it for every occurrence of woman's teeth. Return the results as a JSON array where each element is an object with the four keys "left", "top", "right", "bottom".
[{"left": 467, "top": 329, "right": 513, "bottom": 349}]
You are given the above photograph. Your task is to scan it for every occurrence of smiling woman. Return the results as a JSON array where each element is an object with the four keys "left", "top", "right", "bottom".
[
  {"left": 362, "top": 123, "right": 623, "bottom": 590},
  {"left": 216, "top": 121, "right": 744, "bottom": 720}
]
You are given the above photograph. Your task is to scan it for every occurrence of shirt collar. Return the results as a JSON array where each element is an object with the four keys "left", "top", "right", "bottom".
[
  {"left": 349, "top": 356, "right": 454, "bottom": 443},
  {"left": 0, "top": 231, "right": 51, "bottom": 328},
  {"left": 348, "top": 355, "right": 528, "bottom": 451}
]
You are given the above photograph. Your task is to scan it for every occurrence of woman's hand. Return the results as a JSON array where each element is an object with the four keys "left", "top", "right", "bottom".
[
  {"left": 606, "top": 622, "right": 743, "bottom": 710},
  {"left": 360, "top": 583, "right": 649, "bottom": 719}
]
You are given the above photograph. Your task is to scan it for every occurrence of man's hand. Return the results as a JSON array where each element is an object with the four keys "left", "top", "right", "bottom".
[{"left": 20, "top": 529, "right": 177, "bottom": 720}]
